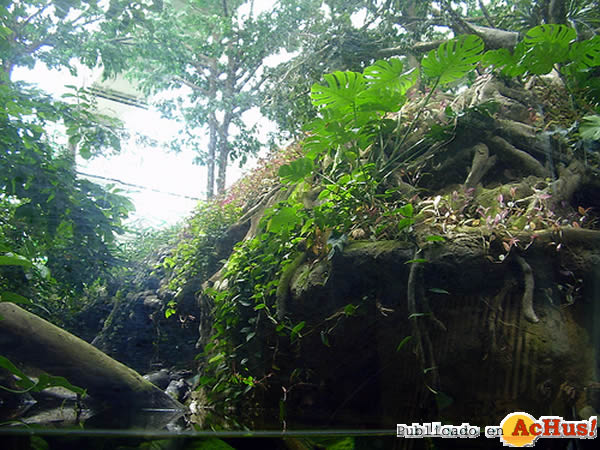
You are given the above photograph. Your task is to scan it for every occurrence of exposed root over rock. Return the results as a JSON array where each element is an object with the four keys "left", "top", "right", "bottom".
[{"left": 514, "top": 255, "right": 538, "bottom": 323}]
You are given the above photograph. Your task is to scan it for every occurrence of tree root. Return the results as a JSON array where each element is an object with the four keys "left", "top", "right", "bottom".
[
  {"left": 276, "top": 252, "right": 307, "bottom": 320},
  {"left": 407, "top": 248, "right": 440, "bottom": 389},
  {"left": 487, "top": 136, "right": 549, "bottom": 178},
  {"left": 485, "top": 280, "right": 514, "bottom": 354},
  {"left": 465, "top": 142, "right": 496, "bottom": 188},
  {"left": 515, "top": 255, "right": 539, "bottom": 323}
]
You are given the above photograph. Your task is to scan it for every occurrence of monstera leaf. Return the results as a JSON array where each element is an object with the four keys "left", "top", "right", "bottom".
[
  {"left": 568, "top": 35, "right": 600, "bottom": 71},
  {"left": 580, "top": 115, "right": 600, "bottom": 141},
  {"left": 363, "top": 58, "right": 418, "bottom": 96},
  {"left": 359, "top": 58, "right": 418, "bottom": 113},
  {"left": 482, "top": 42, "right": 528, "bottom": 77},
  {"left": 278, "top": 157, "right": 314, "bottom": 184},
  {"left": 521, "top": 24, "right": 576, "bottom": 74},
  {"left": 422, "top": 35, "right": 484, "bottom": 85},
  {"left": 311, "top": 71, "right": 366, "bottom": 117},
  {"left": 524, "top": 24, "right": 576, "bottom": 47},
  {"left": 302, "top": 114, "right": 356, "bottom": 158}
]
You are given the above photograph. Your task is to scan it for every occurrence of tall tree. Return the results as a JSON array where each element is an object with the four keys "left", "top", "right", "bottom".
[{"left": 104, "top": 0, "right": 314, "bottom": 198}]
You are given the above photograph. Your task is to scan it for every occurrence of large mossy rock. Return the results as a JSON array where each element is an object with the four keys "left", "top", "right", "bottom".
[{"left": 266, "top": 232, "right": 600, "bottom": 427}]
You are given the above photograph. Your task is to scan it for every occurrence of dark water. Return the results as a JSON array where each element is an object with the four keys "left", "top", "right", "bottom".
[{"left": 1, "top": 400, "right": 598, "bottom": 450}]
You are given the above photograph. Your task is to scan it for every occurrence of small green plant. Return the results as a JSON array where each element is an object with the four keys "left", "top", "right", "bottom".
[
  {"left": 0, "top": 355, "right": 85, "bottom": 397},
  {"left": 162, "top": 201, "right": 242, "bottom": 296}
]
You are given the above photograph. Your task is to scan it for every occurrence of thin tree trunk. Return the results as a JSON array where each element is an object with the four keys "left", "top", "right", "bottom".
[
  {"left": 206, "top": 69, "right": 218, "bottom": 199},
  {"left": 206, "top": 113, "right": 217, "bottom": 199},
  {"left": 216, "top": 117, "right": 231, "bottom": 194}
]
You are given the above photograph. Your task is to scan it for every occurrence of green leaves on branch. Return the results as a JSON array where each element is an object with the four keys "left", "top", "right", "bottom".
[
  {"left": 266, "top": 204, "right": 303, "bottom": 234},
  {"left": 310, "top": 57, "right": 417, "bottom": 120},
  {"left": 311, "top": 71, "right": 366, "bottom": 115},
  {"left": 363, "top": 59, "right": 417, "bottom": 97},
  {"left": 278, "top": 157, "right": 314, "bottom": 184},
  {"left": 568, "top": 36, "right": 600, "bottom": 71}
]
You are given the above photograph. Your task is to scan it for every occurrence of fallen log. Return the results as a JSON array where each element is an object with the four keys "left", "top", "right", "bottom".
[{"left": 0, "top": 302, "right": 184, "bottom": 411}]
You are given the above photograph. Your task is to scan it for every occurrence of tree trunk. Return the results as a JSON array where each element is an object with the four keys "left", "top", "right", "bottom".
[
  {"left": 206, "top": 113, "right": 217, "bottom": 199},
  {"left": 0, "top": 302, "right": 184, "bottom": 410},
  {"left": 216, "top": 116, "right": 232, "bottom": 194}
]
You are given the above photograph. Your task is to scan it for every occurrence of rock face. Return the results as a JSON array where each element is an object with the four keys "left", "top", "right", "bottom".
[
  {"left": 92, "top": 286, "right": 199, "bottom": 373},
  {"left": 265, "top": 236, "right": 600, "bottom": 427}
]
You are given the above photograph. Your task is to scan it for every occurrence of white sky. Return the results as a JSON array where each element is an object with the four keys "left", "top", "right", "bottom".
[
  {"left": 10, "top": 2, "right": 372, "bottom": 230},
  {"left": 12, "top": 63, "right": 273, "bottom": 230}
]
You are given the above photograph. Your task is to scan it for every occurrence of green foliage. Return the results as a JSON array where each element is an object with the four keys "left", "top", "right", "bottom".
[
  {"left": 580, "top": 115, "right": 600, "bottom": 140},
  {"left": 163, "top": 201, "right": 242, "bottom": 295},
  {"left": 101, "top": 0, "right": 314, "bottom": 197},
  {"left": 0, "top": 355, "right": 86, "bottom": 396},
  {"left": 311, "top": 71, "right": 366, "bottom": 113},
  {"left": 278, "top": 157, "right": 314, "bottom": 184},
  {"left": 195, "top": 23, "right": 600, "bottom": 409},
  {"left": 0, "top": 251, "right": 84, "bottom": 398},
  {"left": 421, "top": 35, "right": 484, "bottom": 85},
  {"left": 0, "top": 8, "right": 132, "bottom": 318},
  {"left": 199, "top": 34, "right": 490, "bottom": 403},
  {"left": 483, "top": 24, "right": 600, "bottom": 77}
]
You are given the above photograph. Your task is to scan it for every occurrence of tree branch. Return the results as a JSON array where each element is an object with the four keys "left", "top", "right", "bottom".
[
  {"left": 222, "top": 0, "right": 229, "bottom": 17},
  {"left": 376, "top": 39, "right": 444, "bottom": 58},
  {"left": 19, "top": 0, "right": 52, "bottom": 29},
  {"left": 172, "top": 75, "right": 209, "bottom": 95},
  {"left": 478, "top": 0, "right": 495, "bottom": 28}
]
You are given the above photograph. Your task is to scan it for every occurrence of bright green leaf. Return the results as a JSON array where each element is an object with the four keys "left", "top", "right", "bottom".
[
  {"left": 0, "top": 292, "right": 33, "bottom": 305},
  {"left": 580, "top": 115, "right": 600, "bottom": 140},
  {"left": 278, "top": 157, "right": 314, "bottom": 184},
  {"left": 0, "top": 254, "right": 32, "bottom": 267},
  {"left": 267, "top": 206, "right": 302, "bottom": 233},
  {"left": 425, "top": 235, "right": 445, "bottom": 242},
  {"left": 311, "top": 71, "right": 365, "bottom": 115},
  {"left": 422, "top": 35, "right": 484, "bottom": 85},
  {"left": 363, "top": 59, "right": 418, "bottom": 96},
  {"left": 399, "top": 203, "right": 414, "bottom": 217},
  {"left": 208, "top": 353, "right": 225, "bottom": 364},
  {"left": 524, "top": 24, "right": 576, "bottom": 47},
  {"left": 396, "top": 335, "right": 413, "bottom": 352},
  {"left": 290, "top": 321, "right": 306, "bottom": 339},
  {"left": 397, "top": 217, "right": 414, "bottom": 231}
]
